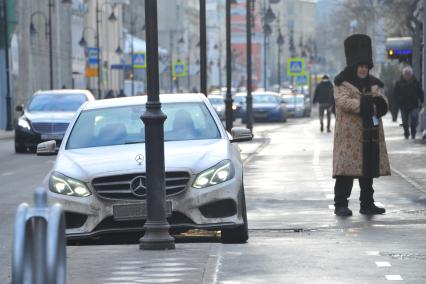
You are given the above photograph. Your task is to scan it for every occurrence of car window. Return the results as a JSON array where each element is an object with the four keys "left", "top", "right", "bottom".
[
  {"left": 28, "top": 94, "right": 87, "bottom": 112},
  {"left": 66, "top": 102, "right": 221, "bottom": 149},
  {"left": 253, "top": 95, "right": 278, "bottom": 104}
]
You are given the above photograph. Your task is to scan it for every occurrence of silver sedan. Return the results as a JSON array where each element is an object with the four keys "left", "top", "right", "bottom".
[{"left": 38, "top": 93, "right": 252, "bottom": 243}]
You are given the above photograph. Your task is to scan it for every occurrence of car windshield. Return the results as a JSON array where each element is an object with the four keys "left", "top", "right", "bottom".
[
  {"left": 66, "top": 102, "right": 221, "bottom": 149},
  {"left": 253, "top": 95, "right": 278, "bottom": 104},
  {"left": 208, "top": 98, "right": 224, "bottom": 105},
  {"left": 28, "top": 94, "right": 87, "bottom": 112}
]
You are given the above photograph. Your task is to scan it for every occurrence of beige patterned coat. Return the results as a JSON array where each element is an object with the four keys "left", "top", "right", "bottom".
[{"left": 333, "top": 82, "right": 391, "bottom": 177}]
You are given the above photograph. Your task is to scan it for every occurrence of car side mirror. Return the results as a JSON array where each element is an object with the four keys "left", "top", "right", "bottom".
[
  {"left": 37, "top": 140, "right": 57, "bottom": 156},
  {"left": 15, "top": 105, "right": 23, "bottom": 112},
  {"left": 230, "top": 127, "right": 253, "bottom": 143}
]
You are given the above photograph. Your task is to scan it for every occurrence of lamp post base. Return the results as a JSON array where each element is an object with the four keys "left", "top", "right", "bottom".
[{"left": 139, "top": 221, "right": 175, "bottom": 250}]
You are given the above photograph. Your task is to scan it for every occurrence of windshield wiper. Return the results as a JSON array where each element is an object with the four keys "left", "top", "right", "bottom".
[{"left": 124, "top": 141, "right": 144, "bottom": 144}]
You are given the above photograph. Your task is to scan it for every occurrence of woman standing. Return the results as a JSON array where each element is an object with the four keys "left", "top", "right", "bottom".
[{"left": 333, "top": 34, "right": 391, "bottom": 217}]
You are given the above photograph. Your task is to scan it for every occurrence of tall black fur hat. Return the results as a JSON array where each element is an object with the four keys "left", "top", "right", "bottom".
[{"left": 344, "top": 34, "right": 373, "bottom": 69}]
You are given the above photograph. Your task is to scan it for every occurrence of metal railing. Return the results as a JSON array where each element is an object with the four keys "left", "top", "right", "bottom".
[{"left": 12, "top": 187, "right": 66, "bottom": 284}]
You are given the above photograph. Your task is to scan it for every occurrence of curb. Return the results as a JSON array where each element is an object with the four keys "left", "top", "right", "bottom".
[{"left": 391, "top": 166, "right": 426, "bottom": 195}]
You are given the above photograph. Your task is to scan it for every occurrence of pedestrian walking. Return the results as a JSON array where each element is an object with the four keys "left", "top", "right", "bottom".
[
  {"left": 394, "top": 66, "right": 424, "bottom": 139},
  {"left": 313, "top": 75, "right": 335, "bottom": 132},
  {"left": 332, "top": 34, "right": 390, "bottom": 217}
]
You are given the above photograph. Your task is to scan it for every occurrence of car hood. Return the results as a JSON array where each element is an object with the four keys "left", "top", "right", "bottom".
[
  {"left": 25, "top": 111, "right": 77, "bottom": 122},
  {"left": 54, "top": 139, "right": 230, "bottom": 181},
  {"left": 253, "top": 103, "right": 278, "bottom": 109}
]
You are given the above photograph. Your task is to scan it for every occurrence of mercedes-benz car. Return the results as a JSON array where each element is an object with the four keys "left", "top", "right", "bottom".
[
  {"left": 38, "top": 93, "right": 252, "bottom": 243},
  {"left": 14, "top": 89, "right": 95, "bottom": 153}
]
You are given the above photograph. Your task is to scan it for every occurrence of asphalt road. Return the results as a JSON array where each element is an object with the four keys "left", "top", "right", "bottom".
[{"left": 0, "top": 115, "right": 425, "bottom": 283}]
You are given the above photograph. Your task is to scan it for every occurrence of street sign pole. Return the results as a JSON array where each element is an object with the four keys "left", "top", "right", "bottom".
[
  {"left": 225, "top": 0, "right": 233, "bottom": 132},
  {"left": 2, "top": 0, "right": 12, "bottom": 130},
  {"left": 200, "top": 0, "right": 207, "bottom": 96},
  {"left": 422, "top": 0, "right": 426, "bottom": 139},
  {"left": 139, "top": 0, "right": 175, "bottom": 250}
]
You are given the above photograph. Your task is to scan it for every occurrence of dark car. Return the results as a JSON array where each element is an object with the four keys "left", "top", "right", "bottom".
[
  {"left": 14, "top": 90, "right": 95, "bottom": 153},
  {"left": 238, "top": 92, "right": 287, "bottom": 123}
]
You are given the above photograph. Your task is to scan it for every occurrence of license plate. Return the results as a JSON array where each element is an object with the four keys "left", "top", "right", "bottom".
[
  {"left": 41, "top": 134, "right": 64, "bottom": 140},
  {"left": 113, "top": 201, "right": 172, "bottom": 221}
]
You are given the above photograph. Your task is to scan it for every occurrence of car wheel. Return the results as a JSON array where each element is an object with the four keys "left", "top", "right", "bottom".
[
  {"left": 221, "top": 185, "right": 248, "bottom": 244},
  {"left": 14, "top": 141, "right": 27, "bottom": 153}
]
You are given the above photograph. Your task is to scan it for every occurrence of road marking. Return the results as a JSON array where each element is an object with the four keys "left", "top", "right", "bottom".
[
  {"left": 385, "top": 275, "right": 403, "bottom": 281},
  {"left": 376, "top": 261, "right": 391, "bottom": 267},
  {"left": 313, "top": 143, "right": 320, "bottom": 165},
  {"left": 328, "top": 205, "right": 334, "bottom": 210},
  {"left": 366, "top": 251, "right": 380, "bottom": 256}
]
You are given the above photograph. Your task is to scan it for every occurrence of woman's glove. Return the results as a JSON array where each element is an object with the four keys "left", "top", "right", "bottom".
[{"left": 372, "top": 96, "right": 388, "bottom": 117}]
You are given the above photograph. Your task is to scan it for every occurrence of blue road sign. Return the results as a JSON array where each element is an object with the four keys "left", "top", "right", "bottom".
[
  {"left": 296, "top": 75, "right": 309, "bottom": 85},
  {"left": 133, "top": 52, "right": 146, "bottom": 69},
  {"left": 87, "top": 47, "right": 99, "bottom": 65},
  {"left": 287, "top": 58, "right": 305, "bottom": 76},
  {"left": 172, "top": 62, "right": 186, "bottom": 77}
]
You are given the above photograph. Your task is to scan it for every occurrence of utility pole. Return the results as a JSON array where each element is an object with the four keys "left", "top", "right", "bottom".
[{"left": 2, "top": 0, "right": 12, "bottom": 130}]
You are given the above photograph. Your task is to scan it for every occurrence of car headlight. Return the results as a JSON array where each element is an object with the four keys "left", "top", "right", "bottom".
[
  {"left": 49, "top": 172, "right": 91, "bottom": 197},
  {"left": 232, "top": 104, "right": 237, "bottom": 110},
  {"left": 192, "top": 160, "right": 235, "bottom": 189},
  {"left": 17, "top": 118, "right": 31, "bottom": 130}
]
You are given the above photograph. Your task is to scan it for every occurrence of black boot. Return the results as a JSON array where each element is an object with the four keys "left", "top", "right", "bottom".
[
  {"left": 335, "top": 207, "right": 353, "bottom": 216},
  {"left": 360, "top": 204, "right": 386, "bottom": 215}
]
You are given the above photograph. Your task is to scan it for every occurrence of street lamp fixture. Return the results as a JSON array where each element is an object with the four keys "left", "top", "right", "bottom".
[
  {"left": 115, "top": 45, "right": 123, "bottom": 55},
  {"left": 78, "top": 36, "right": 87, "bottom": 47},
  {"left": 264, "top": 6, "right": 276, "bottom": 24},
  {"left": 107, "top": 10, "right": 117, "bottom": 22},
  {"left": 263, "top": 23, "right": 272, "bottom": 37}
]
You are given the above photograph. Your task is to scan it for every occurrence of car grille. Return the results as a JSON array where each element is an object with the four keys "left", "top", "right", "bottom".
[
  {"left": 32, "top": 122, "right": 69, "bottom": 134},
  {"left": 92, "top": 172, "right": 191, "bottom": 200}
]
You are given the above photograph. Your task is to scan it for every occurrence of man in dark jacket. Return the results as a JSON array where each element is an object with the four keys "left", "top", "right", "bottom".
[
  {"left": 394, "top": 66, "right": 424, "bottom": 139},
  {"left": 313, "top": 75, "right": 335, "bottom": 132}
]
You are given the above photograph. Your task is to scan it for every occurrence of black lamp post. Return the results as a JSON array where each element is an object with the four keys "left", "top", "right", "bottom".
[
  {"left": 139, "top": 0, "right": 175, "bottom": 250},
  {"left": 199, "top": 0, "right": 207, "bottom": 96},
  {"left": 2, "top": 0, "right": 11, "bottom": 130},
  {"left": 277, "top": 28, "right": 284, "bottom": 91},
  {"left": 225, "top": 0, "right": 234, "bottom": 132},
  {"left": 30, "top": 9, "right": 53, "bottom": 90},
  {"left": 262, "top": 0, "right": 275, "bottom": 90},
  {"left": 246, "top": 0, "right": 253, "bottom": 132}
]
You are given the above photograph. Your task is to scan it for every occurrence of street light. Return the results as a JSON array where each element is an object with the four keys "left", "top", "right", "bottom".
[
  {"left": 246, "top": 0, "right": 254, "bottom": 132},
  {"left": 94, "top": 0, "right": 119, "bottom": 99},
  {"left": 139, "top": 0, "right": 175, "bottom": 251},
  {"left": 262, "top": 0, "right": 276, "bottom": 90},
  {"left": 225, "top": 0, "right": 235, "bottom": 132},
  {"left": 200, "top": 0, "right": 207, "bottom": 96}
]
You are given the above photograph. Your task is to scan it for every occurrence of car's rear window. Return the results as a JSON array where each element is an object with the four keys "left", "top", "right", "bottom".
[
  {"left": 28, "top": 94, "right": 87, "bottom": 112},
  {"left": 253, "top": 95, "right": 278, "bottom": 104},
  {"left": 66, "top": 102, "right": 221, "bottom": 149}
]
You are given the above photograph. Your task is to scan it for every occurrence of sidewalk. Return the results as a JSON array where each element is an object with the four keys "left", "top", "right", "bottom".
[
  {"left": 0, "top": 129, "right": 13, "bottom": 140},
  {"left": 382, "top": 115, "right": 426, "bottom": 194}
]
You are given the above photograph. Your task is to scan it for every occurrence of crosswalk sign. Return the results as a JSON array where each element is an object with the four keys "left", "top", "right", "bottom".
[
  {"left": 133, "top": 52, "right": 146, "bottom": 69},
  {"left": 287, "top": 58, "right": 305, "bottom": 76},
  {"left": 172, "top": 61, "right": 186, "bottom": 77},
  {"left": 296, "top": 74, "right": 309, "bottom": 86}
]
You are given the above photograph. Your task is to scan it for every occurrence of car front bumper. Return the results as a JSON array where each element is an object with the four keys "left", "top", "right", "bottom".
[{"left": 46, "top": 175, "right": 245, "bottom": 239}]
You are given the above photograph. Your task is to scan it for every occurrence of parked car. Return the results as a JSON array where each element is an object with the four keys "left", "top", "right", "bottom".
[
  {"left": 237, "top": 92, "right": 287, "bottom": 123},
  {"left": 208, "top": 94, "right": 226, "bottom": 120},
  {"left": 38, "top": 93, "right": 252, "bottom": 243},
  {"left": 208, "top": 93, "right": 240, "bottom": 120},
  {"left": 281, "top": 94, "right": 305, "bottom": 118},
  {"left": 14, "top": 89, "right": 95, "bottom": 153}
]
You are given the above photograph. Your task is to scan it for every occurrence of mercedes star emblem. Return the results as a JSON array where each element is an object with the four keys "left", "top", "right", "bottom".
[
  {"left": 135, "top": 154, "right": 145, "bottom": 165},
  {"left": 130, "top": 176, "right": 146, "bottom": 197}
]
